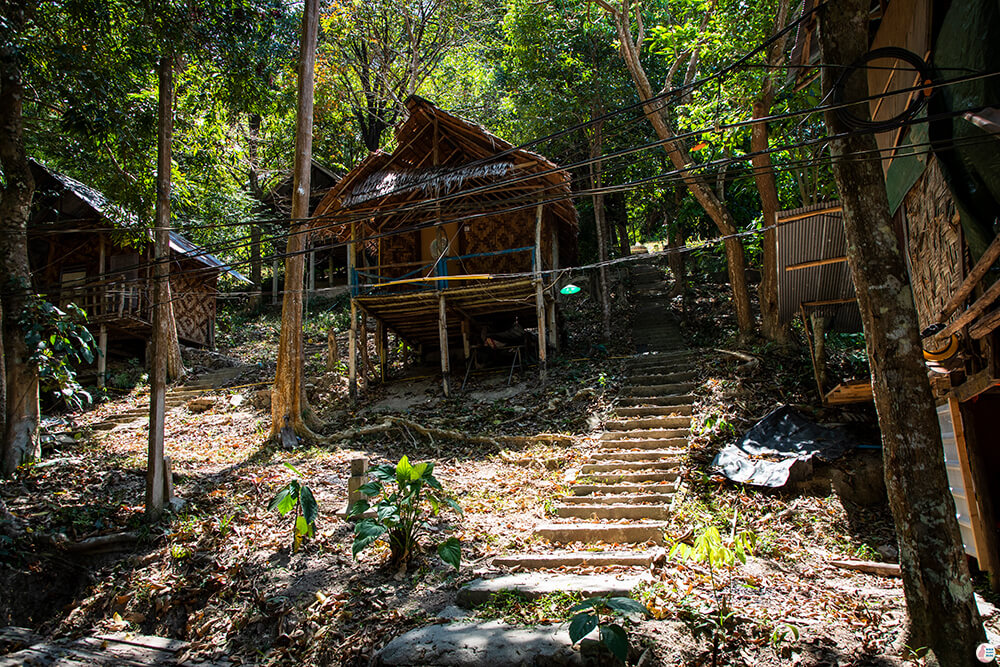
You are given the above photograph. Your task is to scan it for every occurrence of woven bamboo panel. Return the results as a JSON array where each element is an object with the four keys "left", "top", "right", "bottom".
[
  {"left": 169, "top": 268, "right": 217, "bottom": 346},
  {"left": 903, "top": 159, "right": 964, "bottom": 330},
  {"left": 381, "top": 231, "right": 418, "bottom": 278},
  {"left": 462, "top": 212, "right": 533, "bottom": 275}
]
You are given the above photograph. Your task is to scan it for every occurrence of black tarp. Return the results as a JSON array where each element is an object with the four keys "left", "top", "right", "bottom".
[{"left": 712, "top": 406, "right": 867, "bottom": 488}]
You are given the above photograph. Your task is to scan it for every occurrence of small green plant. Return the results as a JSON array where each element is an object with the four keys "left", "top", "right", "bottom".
[
  {"left": 769, "top": 622, "right": 800, "bottom": 658},
  {"left": 568, "top": 595, "right": 648, "bottom": 664},
  {"left": 670, "top": 520, "right": 757, "bottom": 666},
  {"left": 477, "top": 589, "right": 583, "bottom": 625},
  {"left": 349, "top": 455, "right": 461, "bottom": 570},
  {"left": 268, "top": 463, "right": 319, "bottom": 552}
]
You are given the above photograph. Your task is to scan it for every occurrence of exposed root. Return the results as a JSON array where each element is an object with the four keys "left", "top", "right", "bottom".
[{"left": 320, "top": 416, "right": 575, "bottom": 449}]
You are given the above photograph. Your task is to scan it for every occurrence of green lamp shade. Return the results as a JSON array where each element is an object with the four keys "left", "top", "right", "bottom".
[{"left": 560, "top": 284, "right": 582, "bottom": 295}]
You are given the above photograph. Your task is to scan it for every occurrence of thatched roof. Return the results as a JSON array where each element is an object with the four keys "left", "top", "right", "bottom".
[{"left": 311, "top": 96, "right": 578, "bottom": 241}]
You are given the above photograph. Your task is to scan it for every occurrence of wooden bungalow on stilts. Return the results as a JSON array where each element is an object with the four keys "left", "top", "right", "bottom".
[{"left": 310, "top": 96, "right": 578, "bottom": 397}]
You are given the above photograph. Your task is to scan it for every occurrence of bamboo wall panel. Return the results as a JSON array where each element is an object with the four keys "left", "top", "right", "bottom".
[{"left": 903, "top": 160, "right": 965, "bottom": 330}]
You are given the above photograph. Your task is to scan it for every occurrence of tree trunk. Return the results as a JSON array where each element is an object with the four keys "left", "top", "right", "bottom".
[
  {"left": 753, "top": 0, "right": 791, "bottom": 346},
  {"left": 248, "top": 114, "right": 264, "bottom": 310},
  {"left": 819, "top": 3, "right": 984, "bottom": 662},
  {"left": 666, "top": 223, "right": 686, "bottom": 298},
  {"left": 271, "top": 0, "right": 320, "bottom": 440},
  {"left": 607, "top": 0, "right": 754, "bottom": 336},
  {"left": 147, "top": 54, "right": 175, "bottom": 518},
  {"left": 164, "top": 277, "right": 184, "bottom": 382},
  {"left": 587, "top": 107, "right": 612, "bottom": 342},
  {"left": 0, "top": 10, "right": 39, "bottom": 476}
]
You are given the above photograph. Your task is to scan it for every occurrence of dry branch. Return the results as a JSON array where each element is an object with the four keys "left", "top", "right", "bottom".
[{"left": 321, "top": 416, "right": 575, "bottom": 448}]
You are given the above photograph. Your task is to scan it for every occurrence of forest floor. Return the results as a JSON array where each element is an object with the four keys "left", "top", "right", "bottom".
[{"left": 1, "top": 264, "right": 998, "bottom": 666}]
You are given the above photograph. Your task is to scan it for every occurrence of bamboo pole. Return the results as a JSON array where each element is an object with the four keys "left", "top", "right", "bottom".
[
  {"left": 438, "top": 294, "right": 451, "bottom": 396},
  {"left": 349, "top": 301, "right": 358, "bottom": 401},
  {"left": 534, "top": 202, "right": 547, "bottom": 385},
  {"left": 377, "top": 320, "right": 387, "bottom": 381}
]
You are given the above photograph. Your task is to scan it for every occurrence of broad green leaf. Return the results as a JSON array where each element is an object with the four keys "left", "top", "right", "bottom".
[
  {"left": 283, "top": 462, "right": 303, "bottom": 477},
  {"left": 437, "top": 537, "right": 461, "bottom": 570},
  {"left": 347, "top": 499, "right": 370, "bottom": 517},
  {"left": 445, "top": 498, "right": 463, "bottom": 517},
  {"left": 396, "top": 456, "right": 412, "bottom": 485},
  {"left": 300, "top": 485, "right": 318, "bottom": 525},
  {"left": 352, "top": 519, "right": 386, "bottom": 557},
  {"left": 370, "top": 465, "right": 396, "bottom": 482},
  {"left": 358, "top": 481, "right": 381, "bottom": 497},
  {"left": 605, "top": 597, "right": 648, "bottom": 617},
  {"left": 568, "top": 598, "right": 600, "bottom": 613},
  {"left": 410, "top": 462, "right": 428, "bottom": 481},
  {"left": 600, "top": 623, "right": 629, "bottom": 662},
  {"left": 295, "top": 514, "right": 311, "bottom": 537},
  {"left": 568, "top": 612, "right": 598, "bottom": 645},
  {"left": 268, "top": 485, "right": 296, "bottom": 515}
]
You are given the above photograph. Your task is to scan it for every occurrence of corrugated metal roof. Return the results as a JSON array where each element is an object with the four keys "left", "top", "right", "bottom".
[
  {"left": 168, "top": 232, "right": 250, "bottom": 283},
  {"left": 776, "top": 202, "right": 863, "bottom": 332}
]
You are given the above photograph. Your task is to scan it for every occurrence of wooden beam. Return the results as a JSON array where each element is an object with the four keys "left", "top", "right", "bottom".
[
  {"left": 970, "top": 307, "right": 1000, "bottom": 340},
  {"left": 951, "top": 368, "right": 1000, "bottom": 403},
  {"left": 785, "top": 256, "right": 848, "bottom": 271},
  {"left": 801, "top": 297, "right": 856, "bottom": 308},
  {"left": 777, "top": 205, "right": 843, "bottom": 224},
  {"left": 939, "top": 277, "right": 1000, "bottom": 339},
  {"left": 438, "top": 294, "right": 451, "bottom": 397},
  {"left": 938, "top": 234, "right": 1000, "bottom": 323},
  {"left": 949, "top": 398, "right": 987, "bottom": 563},
  {"left": 534, "top": 203, "right": 547, "bottom": 385}
]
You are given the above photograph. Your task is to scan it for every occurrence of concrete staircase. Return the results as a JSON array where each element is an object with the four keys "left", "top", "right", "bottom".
[
  {"left": 487, "top": 261, "right": 698, "bottom": 574},
  {"left": 93, "top": 366, "right": 246, "bottom": 430}
]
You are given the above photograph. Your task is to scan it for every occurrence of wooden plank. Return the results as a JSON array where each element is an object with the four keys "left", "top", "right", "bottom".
[
  {"left": 439, "top": 294, "right": 451, "bottom": 397},
  {"left": 824, "top": 379, "right": 874, "bottom": 405},
  {"left": 949, "top": 398, "right": 986, "bottom": 562},
  {"left": 969, "top": 307, "right": 1000, "bottom": 340},
  {"left": 785, "top": 256, "right": 848, "bottom": 272},
  {"left": 802, "top": 297, "right": 856, "bottom": 308},
  {"left": 777, "top": 205, "right": 843, "bottom": 224},
  {"left": 938, "top": 233, "right": 1000, "bottom": 322},
  {"left": 939, "top": 277, "right": 1000, "bottom": 338},
  {"left": 951, "top": 368, "right": 1000, "bottom": 403}
]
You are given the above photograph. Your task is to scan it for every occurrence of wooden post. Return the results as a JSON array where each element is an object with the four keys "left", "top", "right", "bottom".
[
  {"left": 348, "top": 457, "right": 368, "bottom": 505},
  {"left": 272, "top": 258, "right": 279, "bottom": 304},
  {"left": 348, "top": 301, "right": 358, "bottom": 401},
  {"left": 461, "top": 319, "right": 471, "bottom": 360},
  {"left": 549, "top": 227, "right": 560, "bottom": 352},
  {"left": 376, "top": 320, "right": 387, "bottom": 381},
  {"left": 163, "top": 455, "right": 174, "bottom": 503},
  {"left": 308, "top": 249, "right": 316, "bottom": 298},
  {"left": 438, "top": 294, "right": 451, "bottom": 397},
  {"left": 97, "top": 325, "right": 107, "bottom": 389},
  {"left": 534, "top": 203, "right": 547, "bottom": 385},
  {"left": 326, "top": 329, "right": 339, "bottom": 371},
  {"left": 359, "top": 309, "right": 370, "bottom": 381},
  {"left": 147, "top": 54, "right": 173, "bottom": 520}
]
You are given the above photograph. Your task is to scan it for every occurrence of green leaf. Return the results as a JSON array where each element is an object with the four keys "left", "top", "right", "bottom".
[
  {"left": 358, "top": 481, "right": 381, "bottom": 497},
  {"left": 437, "top": 537, "right": 461, "bottom": 570},
  {"left": 370, "top": 465, "right": 396, "bottom": 482},
  {"left": 568, "top": 612, "right": 598, "bottom": 645},
  {"left": 568, "top": 598, "right": 600, "bottom": 613},
  {"left": 600, "top": 623, "right": 629, "bottom": 662},
  {"left": 282, "top": 462, "right": 303, "bottom": 477},
  {"left": 410, "top": 462, "right": 428, "bottom": 480},
  {"left": 268, "top": 485, "right": 296, "bottom": 515},
  {"left": 347, "top": 499, "right": 370, "bottom": 517},
  {"left": 445, "top": 498, "right": 463, "bottom": 517},
  {"left": 300, "top": 485, "right": 318, "bottom": 525},
  {"left": 605, "top": 597, "right": 648, "bottom": 618},
  {"left": 352, "top": 519, "right": 386, "bottom": 557},
  {"left": 295, "top": 514, "right": 311, "bottom": 538},
  {"left": 396, "top": 456, "right": 413, "bottom": 485}
]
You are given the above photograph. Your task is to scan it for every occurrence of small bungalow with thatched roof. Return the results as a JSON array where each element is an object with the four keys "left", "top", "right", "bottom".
[
  {"left": 27, "top": 161, "right": 249, "bottom": 384},
  {"left": 311, "top": 96, "right": 578, "bottom": 396}
]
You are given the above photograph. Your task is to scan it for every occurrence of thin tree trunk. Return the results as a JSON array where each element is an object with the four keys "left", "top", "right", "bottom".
[
  {"left": 753, "top": 0, "right": 791, "bottom": 346},
  {"left": 0, "top": 8, "right": 39, "bottom": 475},
  {"left": 666, "top": 223, "right": 686, "bottom": 298},
  {"left": 606, "top": 0, "right": 753, "bottom": 336},
  {"left": 248, "top": 114, "right": 264, "bottom": 310},
  {"left": 819, "top": 3, "right": 984, "bottom": 662},
  {"left": 164, "top": 277, "right": 184, "bottom": 381},
  {"left": 271, "top": 0, "right": 320, "bottom": 440},
  {"left": 587, "top": 106, "right": 612, "bottom": 342},
  {"left": 147, "top": 54, "right": 175, "bottom": 518}
]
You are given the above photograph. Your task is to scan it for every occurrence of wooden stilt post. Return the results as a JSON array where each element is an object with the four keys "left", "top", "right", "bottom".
[
  {"left": 534, "top": 202, "right": 547, "bottom": 385},
  {"left": 438, "top": 294, "right": 451, "bottom": 397},
  {"left": 272, "top": 258, "right": 279, "bottom": 304},
  {"left": 326, "top": 329, "right": 339, "bottom": 371},
  {"left": 461, "top": 319, "right": 471, "bottom": 360},
  {"left": 549, "top": 227, "right": 560, "bottom": 352},
  {"left": 97, "top": 326, "right": 108, "bottom": 389},
  {"left": 308, "top": 249, "right": 316, "bottom": 298},
  {"left": 359, "top": 310, "right": 370, "bottom": 381},
  {"left": 348, "top": 301, "right": 358, "bottom": 401},
  {"left": 376, "top": 320, "right": 387, "bottom": 381}
]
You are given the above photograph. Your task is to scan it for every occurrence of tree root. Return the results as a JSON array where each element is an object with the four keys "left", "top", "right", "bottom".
[
  {"left": 320, "top": 416, "right": 575, "bottom": 449},
  {"left": 713, "top": 348, "right": 760, "bottom": 374}
]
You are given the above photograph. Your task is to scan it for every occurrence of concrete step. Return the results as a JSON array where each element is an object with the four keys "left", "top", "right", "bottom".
[
  {"left": 582, "top": 471, "right": 679, "bottom": 484},
  {"left": 600, "top": 428, "right": 689, "bottom": 441},
  {"left": 457, "top": 573, "right": 643, "bottom": 607},
  {"left": 555, "top": 504, "right": 669, "bottom": 520},
  {"left": 621, "top": 383, "right": 698, "bottom": 397},
  {"left": 491, "top": 552, "right": 652, "bottom": 570},
  {"left": 606, "top": 416, "right": 691, "bottom": 431},
  {"left": 572, "top": 482, "right": 677, "bottom": 496},
  {"left": 580, "top": 460, "right": 679, "bottom": 474},
  {"left": 617, "top": 395, "right": 696, "bottom": 408},
  {"left": 561, "top": 493, "right": 675, "bottom": 505},
  {"left": 598, "top": 438, "right": 688, "bottom": 450},
  {"left": 535, "top": 522, "right": 668, "bottom": 545},
  {"left": 588, "top": 449, "right": 683, "bottom": 462},
  {"left": 629, "top": 371, "right": 698, "bottom": 385}
]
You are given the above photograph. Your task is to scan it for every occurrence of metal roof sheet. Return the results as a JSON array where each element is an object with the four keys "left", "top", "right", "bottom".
[{"left": 776, "top": 202, "right": 863, "bottom": 332}]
